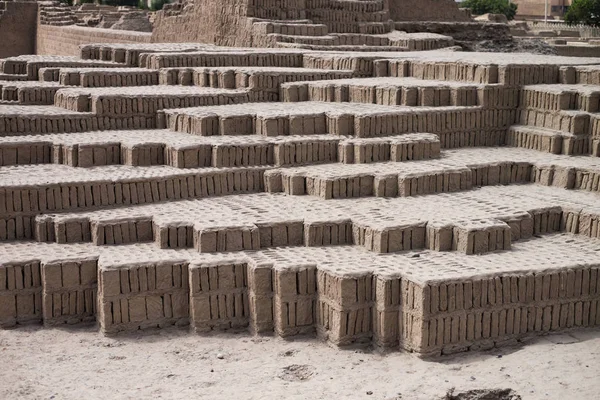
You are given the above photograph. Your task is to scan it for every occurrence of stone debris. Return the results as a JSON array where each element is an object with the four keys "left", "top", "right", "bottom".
[
  {"left": 109, "top": 12, "right": 152, "bottom": 33},
  {"left": 0, "top": 45, "right": 600, "bottom": 357},
  {"left": 442, "top": 388, "right": 522, "bottom": 400}
]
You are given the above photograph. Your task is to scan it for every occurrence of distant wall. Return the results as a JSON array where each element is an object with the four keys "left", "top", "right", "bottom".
[
  {"left": 151, "top": 0, "right": 253, "bottom": 46},
  {"left": 512, "top": 0, "right": 573, "bottom": 19},
  {"left": 36, "top": 25, "right": 151, "bottom": 56},
  {"left": 388, "top": 0, "right": 471, "bottom": 22},
  {"left": 152, "top": 0, "right": 472, "bottom": 45},
  {"left": 394, "top": 21, "right": 511, "bottom": 42},
  {"left": 0, "top": 2, "right": 38, "bottom": 58},
  {"left": 554, "top": 44, "right": 600, "bottom": 58}
]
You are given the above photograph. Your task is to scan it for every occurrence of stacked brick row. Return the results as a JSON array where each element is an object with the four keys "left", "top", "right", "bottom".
[
  {"left": 12, "top": 201, "right": 593, "bottom": 260},
  {"left": 2, "top": 44, "right": 600, "bottom": 357},
  {"left": 3, "top": 251, "right": 600, "bottom": 356},
  {"left": 402, "top": 266, "right": 600, "bottom": 355},
  {"left": 99, "top": 262, "right": 189, "bottom": 333}
]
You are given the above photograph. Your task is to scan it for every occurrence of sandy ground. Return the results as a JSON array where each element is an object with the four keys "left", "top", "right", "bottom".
[{"left": 0, "top": 326, "right": 599, "bottom": 400}]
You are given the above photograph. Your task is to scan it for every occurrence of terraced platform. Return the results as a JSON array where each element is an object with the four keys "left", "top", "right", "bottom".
[{"left": 1, "top": 45, "right": 600, "bottom": 356}]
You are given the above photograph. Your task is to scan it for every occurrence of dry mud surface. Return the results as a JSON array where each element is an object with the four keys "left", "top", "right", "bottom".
[{"left": 0, "top": 326, "right": 598, "bottom": 400}]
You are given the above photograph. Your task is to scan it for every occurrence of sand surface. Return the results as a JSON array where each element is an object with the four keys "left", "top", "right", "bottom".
[{"left": 0, "top": 326, "right": 599, "bottom": 400}]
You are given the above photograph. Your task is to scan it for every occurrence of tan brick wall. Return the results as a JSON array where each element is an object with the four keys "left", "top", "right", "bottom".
[
  {"left": 36, "top": 25, "right": 152, "bottom": 57},
  {"left": 151, "top": 0, "right": 253, "bottom": 46},
  {"left": 0, "top": 2, "right": 38, "bottom": 58},
  {"left": 389, "top": 0, "right": 471, "bottom": 22}
]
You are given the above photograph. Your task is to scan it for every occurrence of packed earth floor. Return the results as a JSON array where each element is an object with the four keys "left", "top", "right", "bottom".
[
  {"left": 1, "top": 43, "right": 600, "bottom": 399},
  {"left": 0, "top": 325, "right": 599, "bottom": 399}
]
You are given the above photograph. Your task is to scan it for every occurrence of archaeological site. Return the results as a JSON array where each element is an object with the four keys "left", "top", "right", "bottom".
[{"left": 1, "top": 2, "right": 600, "bottom": 395}]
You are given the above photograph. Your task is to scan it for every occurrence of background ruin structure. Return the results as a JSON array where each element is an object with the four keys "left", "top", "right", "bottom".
[{"left": 0, "top": 0, "right": 599, "bottom": 358}]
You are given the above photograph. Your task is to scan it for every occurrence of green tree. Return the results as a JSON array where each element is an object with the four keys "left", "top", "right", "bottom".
[
  {"left": 150, "top": 0, "right": 167, "bottom": 10},
  {"left": 101, "top": 0, "right": 139, "bottom": 6},
  {"left": 565, "top": 0, "right": 600, "bottom": 27},
  {"left": 462, "top": 0, "right": 518, "bottom": 21}
]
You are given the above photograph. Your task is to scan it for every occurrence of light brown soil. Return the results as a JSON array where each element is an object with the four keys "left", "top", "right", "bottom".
[{"left": 0, "top": 326, "right": 598, "bottom": 399}]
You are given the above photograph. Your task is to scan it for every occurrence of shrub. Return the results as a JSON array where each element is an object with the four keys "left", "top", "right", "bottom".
[
  {"left": 101, "top": 0, "right": 139, "bottom": 7},
  {"left": 565, "top": 0, "right": 600, "bottom": 27},
  {"left": 462, "top": 0, "right": 518, "bottom": 21},
  {"left": 150, "top": 0, "right": 168, "bottom": 11}
]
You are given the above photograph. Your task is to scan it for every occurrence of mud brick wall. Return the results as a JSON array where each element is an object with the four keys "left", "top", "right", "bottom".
[
  {"left": 256, "top": 220, "right": 304, "bottom": 248},
  {"left": 151, "top": 0, "right": 253, "bottom": 46},
  {"left": 61, "top": 70, "right": 160, "bottom": 88},
  {"left": 62, "top": 143, "right": 122, "bottom": 168},
  {"left": 0, "top": 261, "right": 42, "bottom": 327},
  {"left": 0, "top": 214, "right": 35, "bottom": 241},
  {"left": 304, "top": 0, "right": 388, "bottom": 34},
  {"left": 392, "top": 60, "right": 500, "bottom": 84},
  {"left": 401, "top": 267, "right": 600, "bottom": 356},
  {"left": 427, "top": 214, "right": 525, "bottom": 253},
  {"left": 146, "top": 52, "right": 304, "bottom": 70},
  {"left": 152, "top": 0, "right": 469, "bottom": 44},
  {"left": 507, "top": 126, "right": 590, "bottom": 156},
  {"left": 303, "top": 55, "right": 376, "bottom": 77},
  {"left": 304, "top": 175, "right": 374, "bottom": 199},
  {"left": 2, "top": 60, "right": 118, "bottom": 81},
  {"left": 388, "top": 0, "right": 471, "bottom": 22},
  {"left": 373, "top": 273, "right": 402, "bottom": 347},
  {"left": 353, "top": 221, "right": 427, "bottom": 253},
  {"left": 274, "top": 264, "right": 317, "bottom": 336},
  {"left": 34, "top": 215, "right": 153, "bottom": 246},
  {"left": 580, "top": 211, "right": 600, "bottom": 240},
  {"left": 304, "top": 220, "right": 353, "bottom": 246},
  {"left": 397, "top": 168, "right": 472, "bottom": 197},
  {"left": 247, "top": 261, "right": 275, "bottom": 333},
  {"left": 561, "top": 66, "right": 600, "bottom": 86},
  {"left": 317, "top": 270, "right": 373, "bottom": 345},
  {"left": 452, "top": 220, "right": 512, "bottom": 255},
  {"left": 36, "top": 25, "right": 151, "bottom": 57},
  {"left": 193, "top": 224, "right": 261, "bottom": 253},
  {"left": 247, "top": 0, "right": 307, "bottom": 20},
  {"left": 350, "top": 109, "right": 517, "bottom": 139},
  {"left": 392, "top": 61, "right": 560, "bottom": 87},
  {"left": 571, "top": 168, "right": 600, "bottom": 193},
  {"left": 189, "top": 262, "right": 250, "bottom": 332},
  {"left": 0, "top": 113, "right": 94, "bottom": 136},
  {"left": 518, "top": 109, "right": 589, "bottom": 135},
  {"left": 35, "top": 216, "right": 90, "bottom": 244},
  {"left": 94, "top": 218, "right": 154, "bottom": 246},
  {"left": 0, "top": 168, "right": 266, "bottom": 215},
  {"left": 274, "top": 139, "right": 338, "bottom": 166},
  {"left": 0, "top": 2, "right": 38, "bottom": 59},
  {"left": 41, "top": 259, "right": 97, "bottom": 325},
  {"left": 556, "top": 45, "right": 600, "bottom": 59},
  {"left": 98, "top": 262, "right": 190, "bottom": 333}
]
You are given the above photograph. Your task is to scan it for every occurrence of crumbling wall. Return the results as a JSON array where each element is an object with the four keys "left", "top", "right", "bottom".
[
  {"left": 36, "top": 25, "right": 151, "bottom": 56},
  {"left": 388, "top": 0, "right": 471, "bottom": 22},
  {"left": 151, "top": 0, "right": 254, "bottom": 46},
  {"left": 0, "top": 2, "right": 38, "bottom": 58},
  {"left": 394, "top": 22, "right": 510, "bottom": 42}
]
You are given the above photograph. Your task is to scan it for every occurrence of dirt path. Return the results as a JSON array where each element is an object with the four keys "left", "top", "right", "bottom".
[{"left": 0, "top": 326, "right": 599, "bottom": 400}]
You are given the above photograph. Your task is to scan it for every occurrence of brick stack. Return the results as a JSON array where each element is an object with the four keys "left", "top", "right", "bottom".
[{"left": 1, "top": 46, "right": 600, "bottom": 357}]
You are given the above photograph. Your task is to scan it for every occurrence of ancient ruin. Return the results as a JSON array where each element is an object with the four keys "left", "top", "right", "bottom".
[{"left": 0, "top": 0, "right": 599, "bottom": 359}]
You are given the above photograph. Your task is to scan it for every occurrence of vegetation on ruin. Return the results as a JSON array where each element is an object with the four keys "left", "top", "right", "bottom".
[
  {"left": 100, "top": 0, "right": 139, "bottom": 6},
  {"left": 565, "top": 0, "right": 600, "bottom": 27},
  {"left": 138, "top": 0, "right": 167, "bottom": 10},
  {"left": 461, "top": 0, "right": 518, "bottom": 20}
]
